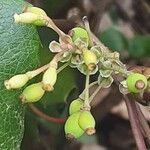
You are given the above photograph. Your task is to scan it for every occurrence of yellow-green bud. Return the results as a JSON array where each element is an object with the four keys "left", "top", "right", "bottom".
[
  {"left": 20, "top": 82, "right": 45, "bottom": 103},
  {"left": 83, "top": 49, "right": 97, "bottom": 71},
  {"left": 42, "top": 66, "right": 57, "bottom": 91},
  {"left": 78, "top": 111, "right": 96, "bottom": 135},
  {"left": 69, "top": 99, "right": 84, "bottom": 115},
  {"left": 14, "top": 8, "right": 47, "bottom": 26},
  {"left": 65, "top": 112, "right": 84, "bottom": 140},
  {"left": 23, "top": 6, "right": 47, "bottom": 16},
  {"left": 4, "top": 74, "right": 29, "bottom": 90}
]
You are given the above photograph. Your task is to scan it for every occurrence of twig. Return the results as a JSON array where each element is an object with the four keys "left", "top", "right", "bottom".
[
  {"left": 123, "top": 95, "right": 147, "bottom": 150},
  {"left": 136, "top": 104, "right": 150, "bottom": 144},
  {"left": 84, "top": 74, "right": 90, "bottom": 108},
  {"left": 89, "top": 85, "right": 102, "bottom": 103},
  {"left": 28, "top": 103, "right": 66, "bottom": 124}
]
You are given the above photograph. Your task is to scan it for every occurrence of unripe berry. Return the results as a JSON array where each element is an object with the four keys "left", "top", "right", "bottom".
[
  {"left": 69, "top": 99, "right": 84, "bottom": 115},
  {"left": 4, "top": 74, "right": 29, "bottom": 90},
  {"left": 42, "top": 66, "right": 57, "bottom": 91},
  {"left": 78, "top": 111, "right": 96, "bottom": 135},
  {"left": 127, "top": 73, "right": 147, "bottom": 93},
  {"left": 83, "top": 49, "right": 97, "bottom": 71},
  {"left": 69, "top": 27, "right": 89, "bottom": 45},
  {"left": 65, "top": 112, "right": 84, "bottom": 140},
  {"left": 14, "top": 7, "right": 47, "bottom": 26},
  {"left": 20, "top": 82, "right": 45, "bottom": 103}
]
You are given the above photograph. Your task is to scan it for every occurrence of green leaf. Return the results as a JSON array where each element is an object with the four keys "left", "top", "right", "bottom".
[
  {"left": 0, "top": 0, "right": 42, "bottom": 149},
  {"left": 128, "top": 35, "right": 150, "bottom": 58},
  {"left": 99, "top": 27, "right": 128, "bottom": 52}
]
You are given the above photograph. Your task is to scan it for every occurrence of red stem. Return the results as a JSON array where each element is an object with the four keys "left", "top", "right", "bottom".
[
  {"left": 28, "top": 103, "right": 66, "bottom": 124},
  {"left": 123, "top": 95, "right": 147, "bottom": 150}
]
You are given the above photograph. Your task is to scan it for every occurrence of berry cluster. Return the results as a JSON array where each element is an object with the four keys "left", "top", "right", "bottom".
[
  {"left": 65, "top": 99, "right": 95, "bottom": 140},
  {"left": 4, "top": 6, "right": 150, "bottom": 140}
]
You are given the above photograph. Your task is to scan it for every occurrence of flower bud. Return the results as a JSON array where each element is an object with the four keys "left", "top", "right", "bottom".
[
  {"left": 69, "top": 99, "right": 84, "bottom": 115},
  {"left": 83, "top": 49, "right": 97, "bottom": 71},
  {"left": 127, "top": 73, "right": 147, "bottom": 93},
  {"left": 20, "top": 82, "right": 45, "bottom": 103},
  {"left": 14, "top": 7, "right": 47, "bottom": 26},
  {"left": 42, "top": 66, "right": 57, "bottom": 91},
  {"left": 78, "top": 111, "right": 96, "bottom": 135},
  {"left": 65, "top": 112, "right": 84, "bottom": 140},
  {"left": 4, "top": 74, "right": 29, "bottom": 90}
]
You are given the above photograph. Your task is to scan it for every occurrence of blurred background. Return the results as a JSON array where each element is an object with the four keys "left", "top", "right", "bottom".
[{"left": 22, "top": 0, "right": 150, "bottom": 149}]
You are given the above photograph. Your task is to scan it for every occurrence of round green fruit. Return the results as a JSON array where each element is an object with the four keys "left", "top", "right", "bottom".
[
  {"left": 69, "top": 99, "right": 84, "bottom": 115},
  {"left": 127, "top": 73, "right": 147, "bottom": 93},
  {"left": 69, "top": 27, "right": 89, "bottom": 45},
  {"left": 20, "top": 82, "right": 45, "bottom": 103},
  {"left": 64, "top": 112, "right": 84, "bottom": 140},
  {"left": 78, "top": 111, "right": 96, "bottom": 135}
]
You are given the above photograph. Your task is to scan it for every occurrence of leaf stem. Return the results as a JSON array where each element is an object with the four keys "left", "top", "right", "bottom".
[
  {"left": 123, "top": 95, "right": 147, "bottom": 150},
  {"left": 28, "top": 103, "right": 66, "bottom": 124}
]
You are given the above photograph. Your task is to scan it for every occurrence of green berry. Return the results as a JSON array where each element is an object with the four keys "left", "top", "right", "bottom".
[
  {"left": 69, "top": 99, "right": 84, "bottom": 115},
  {"left": 4, "top": 74, "right": 29, "bottom": 90},
  {"left": 69, "top": 27, "right": 89, "bottom": 45},
  {"left": 83, "top": 49, "right": 97, "bottom": 71},
  {"left": 65, "top": 112, "right": 84, "bottom": 140},
  {"left": 20, "top": 82, "right": 45, "bottom": 103},
  {"left": 42, "top": 66, "right": 57, "bottom": 91},
  {"left": 78, "top": 111, "right": 96, "bottom": 135},
  {"left": 127, "top": 73, "right": 147, "bottom": 93},
  {"left": 14, "top": 6, "right": 47, "bottom": 26}
]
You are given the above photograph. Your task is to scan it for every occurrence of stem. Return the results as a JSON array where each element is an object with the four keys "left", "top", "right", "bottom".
[
  {"left": 26, "top": 61, "right": 68, "bottom": 80},
  {"left": 136, "top": 104, "right": 150, "bottom": 144},
  {"left": 84, "top": 74, "right": 90, "bottom": 108},
  {"left": 44, "top": 16, "right": 71, "bottom": 44},
  {"left": 57, "top": 63, "right": 69, "bottom": 73},
  {"left": 26, "top": 63, "right": 50, "bottom": 78},
  {"left": 82, "top": 16, "right": 93, "bottom": 47},
  {"left": 123, "top": 95, "right": 147, "bottom": 150},
  {"left": 79, "top": 81, "right": 98, "bottom": 99},
  {"left": 28, "top": 103, "right": 66, "bottom": 124},
  {"left": 89, "top": 85, "right": 102, "bottom": 103}
]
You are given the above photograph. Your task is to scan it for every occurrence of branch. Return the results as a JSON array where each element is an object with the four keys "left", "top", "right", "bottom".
[
  {"left": 123, "top": 95, "right": 147, "bottom": 150},
  {"left": 136, "top": 104, "right": 150, "bottom": 144},
  {"left": 28, "top": 103, "right": 66, "bottom": 124}
]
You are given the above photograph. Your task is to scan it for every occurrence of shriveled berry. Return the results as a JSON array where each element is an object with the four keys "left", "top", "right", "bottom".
[
  {"left": 20, "top": 82, "right": 45, "bottom": 103},
  {"left": 78, "top": 111, "right": 96, "bottom": 135},
  {"left": 65, "top": 112, "right": 84, "bottom": 140},
  {"left": 69, "top": 99, "right": 84, "bottom": 115},
  {"left": 4, "top": 74, "right": 29, "bottom": 90},
  {"left": 127, "top": 73, "right": 147, "bottom": 93},
  {"left": 42, "top": 66, "right": 57, "bottom": 91},
  {"left": 69, "top": 27, "right": 89, "bottom": 45}
]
